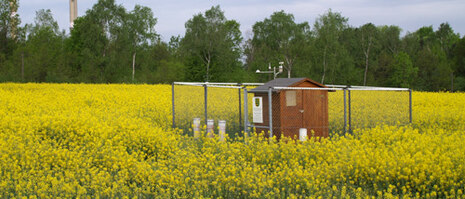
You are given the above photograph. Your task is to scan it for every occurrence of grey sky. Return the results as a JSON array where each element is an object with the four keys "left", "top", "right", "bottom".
[{"left": 18, "top": 0, "right": 465, "bottom": 41}]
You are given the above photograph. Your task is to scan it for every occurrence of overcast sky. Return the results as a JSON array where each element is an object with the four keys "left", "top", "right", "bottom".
[{"left": 17, "top": 0, "right": 465, "bottom": 41}]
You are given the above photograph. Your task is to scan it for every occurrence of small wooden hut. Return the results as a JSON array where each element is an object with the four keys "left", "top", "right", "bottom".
[{"left": 249, "top": 78, "right": 329, "bottom": 139}]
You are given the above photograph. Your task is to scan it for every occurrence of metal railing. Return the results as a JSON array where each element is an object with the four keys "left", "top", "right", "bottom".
[
  {"left": 172, "top": 82, "right": 260, "bottom": 138},
  {"left": 172, "top": 82, "right": 412, "bottom": 138}
]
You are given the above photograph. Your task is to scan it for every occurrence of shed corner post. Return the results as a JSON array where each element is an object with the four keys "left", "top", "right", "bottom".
[
  {"left": 268, "top": 87, "right": 273, "bottom": 138},
  {"left": 171, "top": 82, "right": 175, "bottom": 128},
  {"left": 409, "top": 88, "right": 413, "bottom": 123}
]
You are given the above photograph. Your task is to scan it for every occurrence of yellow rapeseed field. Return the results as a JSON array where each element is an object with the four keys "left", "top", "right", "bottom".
[{"left": 1, "top": 83, "right": 464, "bottom": 198}]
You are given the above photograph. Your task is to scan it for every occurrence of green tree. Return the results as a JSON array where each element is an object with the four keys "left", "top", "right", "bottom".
[
  {"left": 68, "top": 16, "right": 108, "bottom": 82},
  {"left": 389, "top": 52, "right": 418, "bottom": 88},
  {"left": 414, "top": 46, "right": 451, "bottom": 91},
  {"left": 436, "top": 23, "right": 459, "bottom": 57},
  {"left": 180, "top": 5, "right": 242, "bottom": 82},
  {"left": 416, "top": 26, "right": 436, "bottom": 50},
  {"left": 68, "top": 0, "right": 134, "bottom": 82},
  {"left": 369, "top": 26, "right": 401, "bottom": 86},
  {"left": 401, "top": 25, "right": 457, "bottom": 91},
  {"left": 26, "top": 9, "right": 66, "bottom": 82},
  {"left": 435, "top": 23, "right": 460, "bottom": 91},
  {"left": 126, "top": 5, "right": 158, "bottom": 81},
  {"left": 247, "top": 11, "right": 309, "bottom": 79},
  {"left": 0, "top": 0, "right": 20, "bottom": 58},
  {"left": 452, "top": 36, "right": 465, "bottom": 90},
  {"left": 357, "top": 23, "right": 379, "bottom": 85},
  {"left": 313, "top": 9, "right": 353, "bottom": 84},
  {"left": 379, "top": 25, "right": 401, "bottom": 54},
  {"left": 2, "top": 9, "right": 66, "bottom": 82}
]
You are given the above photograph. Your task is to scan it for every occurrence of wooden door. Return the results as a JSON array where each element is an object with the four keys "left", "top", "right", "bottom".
[
  {"left": 303, "top": 90, "right": 329, "bottom": 137},
  {"left": 280, "top": 90, "right": 303, "bottom": 139}
]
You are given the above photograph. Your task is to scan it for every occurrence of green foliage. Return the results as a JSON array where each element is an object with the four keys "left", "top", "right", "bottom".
[
  {"left": 0, "top": 2, "right": 464, "bottom": 91},
  {"left": 313, "top": 9, "right": 354, "bottom": 85},
  {"left": 65, "top": 0, "right": 161, "bottom": 83},
  {"left": 180, "top": 5, "right": 243, "bottom": 82},
  {"left": 389, "top": 52, "right": 418, "bottom": 88},
  {"left": 153, "top": 60, "right": 186, "bottom": 83},
  {"left": 453, "top": 37, "right": 465, "bottom": 76},
  {"left": 0, "top": 0, "right": 20, "bottom": 56},
  {"left": 246, "top": 10, "right": 309, "bottom": 81},
  {"left": 414, "top": 46, "right": 451, "bottom": 91}
]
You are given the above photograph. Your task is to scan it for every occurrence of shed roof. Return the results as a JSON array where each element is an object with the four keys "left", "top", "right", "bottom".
[{"left": 249, "top": 78, "right": 327, "bottom": 93}]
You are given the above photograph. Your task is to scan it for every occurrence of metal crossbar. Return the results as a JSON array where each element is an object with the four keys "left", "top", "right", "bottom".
[
  {"left": 275, "top": 86, "right": 409, "bottom": 91},
  {"left": 174, "top": 82, "right": 264, "bottom": 86},
  {"left": 326, "top": 84, "right": 410, "bottom": 91},
  {"left": 172, "top": 83, "right": 241, "bottom": 89}
]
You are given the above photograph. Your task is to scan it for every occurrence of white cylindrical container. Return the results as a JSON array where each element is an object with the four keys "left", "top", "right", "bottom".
[
  {"left": 193, "top": 118, "right": 201, "bottom": 139},
  {"left": 299, "top": 128, "right": 308, "bottom": 141},
  {"left": 218, "top": 120, "right": 226, "bottom": 142},
  {"left": 207, "top": 119, "right": 215, "bottom": 138}
]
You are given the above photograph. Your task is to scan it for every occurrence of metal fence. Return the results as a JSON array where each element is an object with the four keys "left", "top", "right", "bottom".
[
  {"left": 252, "top": 86, "right": 412, "bottom": 139},
  {"left": 172, "top": 82, "right": 412, "bottom": 139},
  {"left": 172, "top": 82, "right": 259, "bottom": 138}
]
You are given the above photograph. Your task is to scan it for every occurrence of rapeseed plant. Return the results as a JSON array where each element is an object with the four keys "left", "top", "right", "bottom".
[{"left": 0, "top": 83, "right": 464, "bottom": 198}]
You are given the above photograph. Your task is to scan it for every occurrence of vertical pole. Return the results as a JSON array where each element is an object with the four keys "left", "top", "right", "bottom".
[
  {"left": 204, "top": 84, "right": 208, "bottom": 126},
  {"left": 268, "top": 87, "right": 273, "bottom": 138},
  {"left": 171, "top": 82, "right": 175, "bottom": 128},
  {"left": 343, "top": 88, "right": 347, "bottom": 135},
  {"left": 243, "top": 88, "right": 248, "bottom": 135},
  {"left": 238, "top": 85, "right": 242, "bottom": 131},
  {"left": 409, "top": 89, "right": 413, "bottom": 123},
  {"left": 348, "top": 89, "right": 352, "bottom": 134},
  {"left": 273, "top": 67, "right": 276, "bottom": 79}
]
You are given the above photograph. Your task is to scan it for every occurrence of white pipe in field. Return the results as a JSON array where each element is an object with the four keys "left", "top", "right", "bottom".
[
  {"left": 207, "top": 119, "right": 215, "bottom": 138},
  {"left": 193, "top": 118, "right": 201, "bottom": 139},
  {"left": 299, "top": 128, "right": 308, "bottom": 141},
  {"left": 218, "top": 120, "right": 226, "bottom": 142}
]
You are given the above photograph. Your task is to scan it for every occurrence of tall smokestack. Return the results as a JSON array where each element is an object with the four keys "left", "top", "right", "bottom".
[{"left": 69, "top": 0, "right": 77, "bottom": 28}]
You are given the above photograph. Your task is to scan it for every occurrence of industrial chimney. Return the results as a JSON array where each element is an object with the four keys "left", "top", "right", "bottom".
[{"left": 69, "top": 0, "right": 77, "bottom": 28}]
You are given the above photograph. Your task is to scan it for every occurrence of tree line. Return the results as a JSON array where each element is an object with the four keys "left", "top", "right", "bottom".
[{"left": 1, "top": 0, "right": 464, "bottom": 91}]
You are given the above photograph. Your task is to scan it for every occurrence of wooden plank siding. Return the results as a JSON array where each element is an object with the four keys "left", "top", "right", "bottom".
[{"left": 250, "top": 78, "right": 329, "bottom": 140}]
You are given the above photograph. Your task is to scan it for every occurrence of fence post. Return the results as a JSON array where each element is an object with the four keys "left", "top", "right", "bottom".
[
  {"left": 409, "top": 89, "right": 413, "bottom": 123},
  {"left": 348, "top": 88, "right": 352, "bottom": 134},
  {"left": 204, "top": 84, "right": 208, "bottom": 127},
  {"left": 238, "top": 84, "right": 242, "bottom": 131},
  {"left": 172, "top": 82, "right": 175, "bottom": 128},
  {"left": 268, "top": 87, "right": 273, "bottom": 138},
  {"left": 343, "top": 88, "right": 347, "bottom": 135},
  {"left": 243, "top": 88, "right": 248, "bottom": 135}
]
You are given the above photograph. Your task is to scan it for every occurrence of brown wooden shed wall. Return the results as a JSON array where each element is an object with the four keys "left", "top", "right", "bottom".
[{"left": 252, "top": 78, "right": 329, "bottom": 140}]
